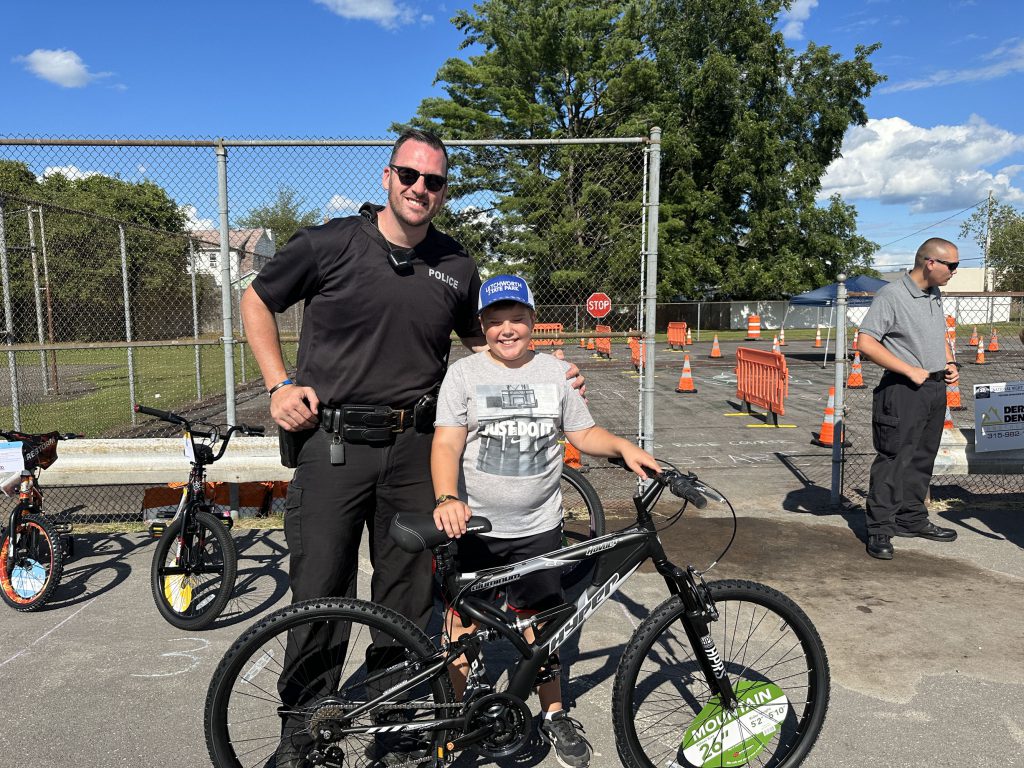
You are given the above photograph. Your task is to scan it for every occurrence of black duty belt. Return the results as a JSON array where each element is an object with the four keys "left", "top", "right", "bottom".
[
  {"left": 319, "top": 404, "right": 414, "bottom": 443},
  {"left": 926, "top": 371, "right": 947, "bottom": 382}
]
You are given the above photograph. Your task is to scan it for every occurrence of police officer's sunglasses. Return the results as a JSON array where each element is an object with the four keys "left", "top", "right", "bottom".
[
  {"left": 389, "top": 164, "right": 447, "bottom": 192},
  {"left": 930, "top": 257, "right": 959, "bottom": 271}
]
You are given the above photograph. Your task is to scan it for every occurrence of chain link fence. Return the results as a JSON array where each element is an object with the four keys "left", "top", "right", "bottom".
[
  {"left": 842, "top": 293, "right": 1024, "bottom": 503},
  {"left": 1, "top": 136, "right": 653, "bottom": 522}
]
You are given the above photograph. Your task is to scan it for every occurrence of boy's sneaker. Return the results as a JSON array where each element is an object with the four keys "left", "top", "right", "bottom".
[{"left": 539, "top": 711, "right": 592, "bottom": 768}]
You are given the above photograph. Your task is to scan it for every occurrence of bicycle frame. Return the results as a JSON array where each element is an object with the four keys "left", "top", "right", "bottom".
[
  {"left": 341, "top": 476, "right": 739, "bottom": 740},
  {"left": 4, "top": 472, "right": 42, "bottom": 563}
]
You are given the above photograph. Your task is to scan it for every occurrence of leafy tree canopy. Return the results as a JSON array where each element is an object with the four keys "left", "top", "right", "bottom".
[
  {"left": 237, "top": 186, "right": 320, "bottom": 250},
  {"left": 959, "top": 198, "right": 1024, "bottom": 292}
]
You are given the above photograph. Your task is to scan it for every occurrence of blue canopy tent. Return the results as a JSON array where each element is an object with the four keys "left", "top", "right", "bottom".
[{"left": 787, "top": 275, "right": 890, "bottom": 365}]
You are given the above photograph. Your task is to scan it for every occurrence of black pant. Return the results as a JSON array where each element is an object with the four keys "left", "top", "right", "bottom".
[
  {"left": 277, "top": 427, "right": 435, "bottom": 708},
  {"left": 866, "top": 373, "right": 946, "bottom": 536}
]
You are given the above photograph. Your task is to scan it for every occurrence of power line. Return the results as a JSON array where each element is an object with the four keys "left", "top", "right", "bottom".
[{"left": 876, "top": 198, "right": 987, "bottom": 250}]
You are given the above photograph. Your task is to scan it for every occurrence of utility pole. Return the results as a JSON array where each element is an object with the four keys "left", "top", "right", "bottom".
[{"left": 982, "top": 189, "right": 993, "bottom": 292}]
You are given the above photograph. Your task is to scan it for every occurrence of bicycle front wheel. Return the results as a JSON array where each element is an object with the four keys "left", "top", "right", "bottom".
[
  {"left": 560, "top": 465, "right": 605, "bottom": 590},
  {"left": 0, "top": 510, "right": 63, "bottom": 611},
  {"left": 151, "top": 509, "right": 236, "bottom": 630},
  {"left": 205, "top": 597, "right": 454, "bottom": 768},
  {"left": 612, "top": 580, "right": 830, "bottom": 768}
]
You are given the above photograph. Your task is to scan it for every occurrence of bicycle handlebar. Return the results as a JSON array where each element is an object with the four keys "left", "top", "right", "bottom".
[
  {"left": 134, "top": 404, "right": 265, "bottom": 462},
  {"left": 134, "top": 404, "right": 187, "bottom": 425},
  {"left": 608, "top": 457, "right": 710, "bottom": 509}
]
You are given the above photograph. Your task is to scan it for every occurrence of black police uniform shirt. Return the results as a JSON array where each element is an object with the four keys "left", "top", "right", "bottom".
[{"left": 251, "top": 209, "right": 482, "bottom": 408}]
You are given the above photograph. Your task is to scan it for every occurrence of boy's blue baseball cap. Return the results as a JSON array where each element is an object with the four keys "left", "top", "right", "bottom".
[{"left": 478, "top": 274, "right": 535, "bottom": 314}]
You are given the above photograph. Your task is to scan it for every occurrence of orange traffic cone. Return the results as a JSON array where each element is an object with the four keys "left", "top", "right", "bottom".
[
  {"left": 587, "top": 337, "right": 595, "bottom": 351},
  {"left": 945, "top": 315, "right": 956, "bottom": 351},
  {"left": 778, "top": 328, "right": 787, "bottom": 346},
  {"left": 972, "top": 344, "right": 987, "bottom": 365},
  {"left": 812, "top": 387, "right": 848, "bottom": 447},
  {"left": 851, "top": 328, "right": 859, "bottom": 351},
  {"left": 968, "top": 327, "right": 979, "bottom": 346},
  {"left": 710, "top": 335, "right": 722, "bottom": 358},
  {"left": 814, "top": 328, "right": 822, "bottom": 348},
  {"left": 562, "top": 439, "right": 582, "bottom": 469},
  {"left": 579, "top": 336, "right": 586, "bottom": 349},
  {"left": 686, "top": 327, "right": 693, "bottom": 346},
  {"left": 988, "top": 328, "right": 1000, "bottom": 352},
  {"left": 947, "top": 381, "right": 965, "bottom": 411},
  {"left": 771, "top": 335, "right": 779, "bottom": 353},
  {"left": 675, "top": 354, "right": 698, "bottom": 393},
  {"left": 846, "top": 351, "right": 866, "bottom": 389},
  {"left": 943, "top": 405, "right": 955, "bottom": 431}
]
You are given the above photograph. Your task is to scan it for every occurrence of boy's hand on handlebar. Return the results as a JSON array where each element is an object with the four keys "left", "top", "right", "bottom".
[
  {"left": 271, "top": 385, "right": 320, "bottom": 432},
  {"left": 433, "top": 498, "right": 472, "bottom": 538},
  {"left": 619, "top": 442, "right": 661, "bottom": 480}
]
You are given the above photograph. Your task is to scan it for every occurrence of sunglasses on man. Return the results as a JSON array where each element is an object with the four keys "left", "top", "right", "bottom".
[
  {"left": 930, "top": 257, "right": 959, "bottom": 271},
  {"left": 389, "top": 164, "right": 447, "bottom": 193}
]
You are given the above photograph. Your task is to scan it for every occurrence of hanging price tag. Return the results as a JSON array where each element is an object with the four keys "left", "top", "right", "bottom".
[
  {"left": 0, "top": 441, "right": 26, "bottom": 474},
  {"left": 183, "top": 433, "right": 196, "bottom": 461}
]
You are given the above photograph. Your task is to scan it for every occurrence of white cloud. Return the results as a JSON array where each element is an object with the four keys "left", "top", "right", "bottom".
[
  {"left": 881, "top": 38, "right": 1024, "bottom": 93},
  {"left": 821, "top": 116, "right": 1024, "bottom": 213},
  {"left": 180, "top": 205, "right": 216, "bottom": 231},
  {"left": 14, "top": 48, "right": 110, "bottom": 88},
  {"left": 325, "top": 195, "right": 360, "bottom": 215},
  {"left": 40, "top": 165, "right": 102, "bottom": 181},
  {"left": 779, "top": 0, "right": 818, "bottom": 40},
  {"left": 313, "top": 0, "right": 417, "bottom": 29}
]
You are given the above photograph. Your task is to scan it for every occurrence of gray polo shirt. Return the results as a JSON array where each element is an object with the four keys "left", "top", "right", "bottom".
[{"left": 859, "top": 271, "right": 948, "bottom": 373}]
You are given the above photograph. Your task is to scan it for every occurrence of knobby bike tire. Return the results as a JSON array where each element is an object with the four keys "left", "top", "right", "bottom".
[
  {"left": 205, "top": 597, "right": 455, "bottom": 768},
  {"left": 612, "top": 580, "right": 830, "bottom": 768},
  {"left": 151, "top": 508, "right": 237, "bottom": 630},
  {"left": 0, "top": 510, "right": 63, "bottom": 611},
  {"left": 560, "top": 465, "right": 606, "bottom": 590}
]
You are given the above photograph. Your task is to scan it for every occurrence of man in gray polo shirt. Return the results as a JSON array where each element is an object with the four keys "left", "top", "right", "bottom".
[{"left": 858, "top": 237, "right": 961, "bottom": 560}]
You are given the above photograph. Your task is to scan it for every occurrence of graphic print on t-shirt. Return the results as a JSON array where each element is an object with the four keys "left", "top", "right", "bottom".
[{"left": 475, "top": 383, "right": 560, "bottom": 476}]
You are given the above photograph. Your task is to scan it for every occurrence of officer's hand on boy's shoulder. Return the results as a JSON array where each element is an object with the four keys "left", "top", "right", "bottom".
[
  {"left": 434, "top": 499, "right": 472, "bottom": 538},
  {"left": 271, "top": 385, "right": 320, "bottom": 432},
  {"left": 563, "top": 363, "right": 586, "bottom": 398}
]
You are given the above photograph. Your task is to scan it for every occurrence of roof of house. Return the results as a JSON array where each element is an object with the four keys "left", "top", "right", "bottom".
[{"left": 189, "top": 228, "right": 271, "bottom": 254}]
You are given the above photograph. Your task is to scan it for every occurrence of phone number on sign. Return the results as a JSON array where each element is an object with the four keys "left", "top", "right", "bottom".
[{"left": 987, "top": 431, "right": 1021, "bottom": 439}]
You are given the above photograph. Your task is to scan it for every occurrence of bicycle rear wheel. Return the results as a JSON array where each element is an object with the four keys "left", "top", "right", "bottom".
[
  {"left": 612, "top": 580, "right": 829, "bottom": 768},
  {"left": 151, "top": 508, "right": 236, "bottom": 630},
  {"left": 205, "top": 597, "right": 454, "bottom": 768},
  {"left": 560, "top": 465, "right": 605, "bottom": 590},
  {"left": 0, "top": 510, "right": 63, "bottom": 611}
]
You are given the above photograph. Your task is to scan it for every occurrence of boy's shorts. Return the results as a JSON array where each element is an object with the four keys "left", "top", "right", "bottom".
[{"left": 455, "top": 524, "right": 564, "bottom": 616}]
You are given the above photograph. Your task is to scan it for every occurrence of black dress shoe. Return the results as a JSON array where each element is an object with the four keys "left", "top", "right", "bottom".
[
  {"left": 894, "top": 521, "right": 957, "bottom": 541},
  {"left": 866, "top": 534, "right": 893, "bottom": 560}
]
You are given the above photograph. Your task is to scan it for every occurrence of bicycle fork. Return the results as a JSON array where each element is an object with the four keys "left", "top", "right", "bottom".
[{"left": 657, "top": 561, "right": 739, "bottom": 709}]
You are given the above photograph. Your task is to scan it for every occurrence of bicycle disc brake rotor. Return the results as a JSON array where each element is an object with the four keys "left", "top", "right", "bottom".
[{"left": 464, "top": 692, "right": 531, "bottom": 759}]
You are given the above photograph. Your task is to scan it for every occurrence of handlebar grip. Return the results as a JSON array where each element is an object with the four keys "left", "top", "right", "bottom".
[
  {"left": 242, "top": 424, "right": 265, "bottom": 436},
  {"left": 134, "top": 404, "right": 186, "bottom": 425},
  {"left": 669, "top": 476, "right": 708, "bottom": 509}
]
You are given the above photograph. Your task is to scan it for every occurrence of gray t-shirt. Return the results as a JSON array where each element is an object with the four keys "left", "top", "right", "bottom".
[
  {"left": 859, "top": 271, "right": 948, "bottom": 372},
  {"left": 435, "top": 351, "right": 595, "bottom": 538}
]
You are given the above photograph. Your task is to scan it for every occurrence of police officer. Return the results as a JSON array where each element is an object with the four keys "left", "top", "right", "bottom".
[{"left": 859, "top": 237, "right": 961, "bottom": 560}]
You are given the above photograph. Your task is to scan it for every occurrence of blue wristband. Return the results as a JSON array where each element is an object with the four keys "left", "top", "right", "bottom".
[{"left": 268, "top": 378, "right": 294, "bottom": 396}]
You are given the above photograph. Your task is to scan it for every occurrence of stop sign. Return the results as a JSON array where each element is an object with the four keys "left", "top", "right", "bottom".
[{"left": 587, "top": 292, "right": 612, "bottom": 319}]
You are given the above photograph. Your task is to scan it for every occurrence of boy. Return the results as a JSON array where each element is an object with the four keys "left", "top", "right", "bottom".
[{"left": 431, "top": 274, "right": 660, "bottom": 768}]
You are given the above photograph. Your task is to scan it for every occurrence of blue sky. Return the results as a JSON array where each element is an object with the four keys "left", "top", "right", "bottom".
[{"left": 3, "top": 0, "right": 1022, "bottom": 273}]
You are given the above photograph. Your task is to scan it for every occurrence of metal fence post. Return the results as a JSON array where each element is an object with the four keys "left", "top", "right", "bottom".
[
  {"left": 188, "top": 239, "right": 202, "bottom": 399},
  {"left": 640, "top": 127, "right": 662, "bottom": 456},
  {"left": 36, "top": 206, "right": 58, "bottom": 393},
  {"left": 831, "top": 274, "right": 848, "bottom": 507},
  {"left": 216, "top": 140, "right": 237, "bottom": 426},
  {"left": 119, "top": 224, "right": 138, "bottom": 425},
  {"left": 26, "top": 205, "right": 49, "bottom": 394},
  {"left": 0, "top": 200, "right": 21, "bottom": 429}
]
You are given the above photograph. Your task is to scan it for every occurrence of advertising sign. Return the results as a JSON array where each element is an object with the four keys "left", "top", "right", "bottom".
[{"left": 973, "top": 381, "right": 1024, "bottom": 452}]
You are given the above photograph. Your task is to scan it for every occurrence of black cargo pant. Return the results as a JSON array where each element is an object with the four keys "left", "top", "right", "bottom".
[
  {"left": 866, "top": 373, "right": 946, "bottom": 536},
  {"left": 277, "top": 426, "right": 435, "bottom": 710}
]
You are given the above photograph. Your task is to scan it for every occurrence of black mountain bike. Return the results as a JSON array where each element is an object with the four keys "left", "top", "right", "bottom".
[
  {"left": 1, "top": 431, "right": 78, "bottom": 611},
  {"left": 559, "top": 464, "right": 604, "bottom": 589},
  {"left": 205, "top": 461, "right": 829, "bottom": 768},
  {"left": 134, "top": 404, "right": 264, "bottom": 630}
]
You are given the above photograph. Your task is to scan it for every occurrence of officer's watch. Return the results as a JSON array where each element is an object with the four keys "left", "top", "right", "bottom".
[{"left": 434, "top": 494, "right": 460, "bottom": 507}]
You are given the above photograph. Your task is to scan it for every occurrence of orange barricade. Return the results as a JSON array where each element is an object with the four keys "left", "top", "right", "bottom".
[
  {"left": 141, "top": 481, "right": 275, "bottom": 517},
  {"left": 734, "top": 347, "right": 789, "bottom": 426},
  {"left": 745, "top": 314, "right": 762, "bottom": 340},
  {"left": 595, "top": 324, "right": 612, "bottom": 359},
  {"left": 667, "top": 322, "right": 688, "bottom": 349},
  {"left": 532, "top": 322, "right": 564, "bottom": 346},
  {"left": 628, "top": 335, "right": 646, "bottom": 372}
]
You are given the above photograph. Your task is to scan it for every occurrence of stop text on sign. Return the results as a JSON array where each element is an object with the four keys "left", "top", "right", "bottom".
[{"left": 587, "top": 292, "right": 612, "bottom": 318}]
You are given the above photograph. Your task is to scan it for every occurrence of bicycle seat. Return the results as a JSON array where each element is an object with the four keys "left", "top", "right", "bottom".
[{"left": 390, "top": 513, "right": 492, "bottom": 553}]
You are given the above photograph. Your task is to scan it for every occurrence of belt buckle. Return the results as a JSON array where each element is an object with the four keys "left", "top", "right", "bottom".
[{"left": 392, "top": 409, "right": 406, "bottom": 433}]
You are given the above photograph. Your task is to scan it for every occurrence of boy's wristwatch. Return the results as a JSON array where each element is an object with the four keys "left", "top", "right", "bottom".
[
  {"left": 947, "top": 361, "right": 962, "bottom": 370},
  {"left": 434, "top": 494, "right": 460, "bottom": 507}
]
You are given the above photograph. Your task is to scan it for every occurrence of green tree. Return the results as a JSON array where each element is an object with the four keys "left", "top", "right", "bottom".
[
  {"left": 237, "top": 186, "right": 320, "bottom": 251},
  {"left": 959, "top": 198, "right": 1024, "bottom": 292},
  {"left": 402, "top": 0, "right": 881, "bottom": 302}
]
